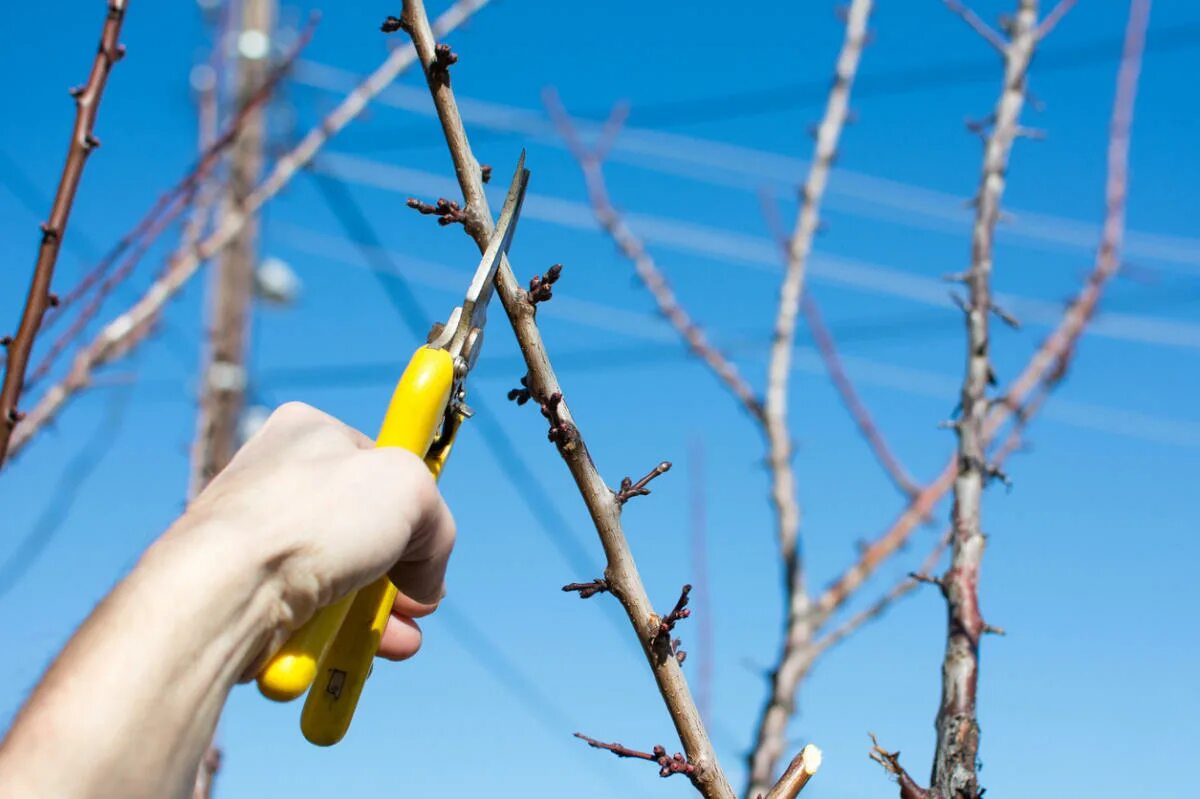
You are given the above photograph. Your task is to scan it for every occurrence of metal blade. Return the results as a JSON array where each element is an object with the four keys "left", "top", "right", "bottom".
[{"left": 458, "top": 151, "right": 529, "bottom": 335}]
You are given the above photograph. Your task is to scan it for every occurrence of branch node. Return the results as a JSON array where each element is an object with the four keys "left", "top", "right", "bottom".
[
  {"left": 538, "top": 391, "right": 576, "bottom": 451},
  {"left": 506, "top": 374, "right": 532, "bottom": 405},
  {"left": 652, "top": 584, "right": 692, "bottom": 647},
  {"left": 526, "top": 263, "right": 563, "bottom": 306},
  {"left": 429, "top": 43, "right": 458, "bottom": 82},
  {"left": 379, "top": 15, "right": 408, "bottom": 33},
  {"left": 615, "top": 460, "right": 672, "bottom": 505},
  {"left": 982, "top": 622, "right": 1007, "bottom": 636},
  {"left": 480, "top": 163, "right": 493, "bottom": 184}
]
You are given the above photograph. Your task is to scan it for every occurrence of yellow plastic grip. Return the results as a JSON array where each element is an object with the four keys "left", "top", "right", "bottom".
[
  {"left": 300, "top": 346, "right": 454, "bottom": 745},
  {"left": 255, "top": 346, "right": 454, "bottom": 713}
]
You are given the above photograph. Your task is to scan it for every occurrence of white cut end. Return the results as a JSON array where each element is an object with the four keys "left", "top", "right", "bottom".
[{"left": 801, "top": 744, "right": 822, "bottom": 775}]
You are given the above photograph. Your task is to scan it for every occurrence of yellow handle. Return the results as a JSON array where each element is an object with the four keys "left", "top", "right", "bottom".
[
  {"left": 256, "top": 346, "right": 455, "bottom": 714},
  {"left": 302, "top": 346, "right": 454, "bottom": 745}
]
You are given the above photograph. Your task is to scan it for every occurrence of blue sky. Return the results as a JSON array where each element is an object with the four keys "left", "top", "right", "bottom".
[{"left": 2, "top": 1, "right": 1198, "bottom": 797}]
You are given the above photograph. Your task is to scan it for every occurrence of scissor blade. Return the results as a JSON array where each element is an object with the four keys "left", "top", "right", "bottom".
[{"left": 459, "top": 151, "right": 529, "bottom": 330}]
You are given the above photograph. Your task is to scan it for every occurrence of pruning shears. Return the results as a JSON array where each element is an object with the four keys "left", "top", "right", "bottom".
[{"left": 255, "top": 153, "right": 530, "bottom": 746}]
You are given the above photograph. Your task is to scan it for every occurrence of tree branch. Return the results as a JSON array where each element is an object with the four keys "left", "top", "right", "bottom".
[
  {"left": 1036, "top": 0, "right": 1078, "bottom": 40},
  {"left": 5, "top": 0, "right": 490, "bottom": 463},
  {"left": 943, "top": 0, "right": 1008, "bottom": 53},
  {"left": 0, "top": 0, "right": 128, "bottom": 468},
  {"left": 748, "top": 2, "right": 873, "bottom": 794},
  {"left": 544, "top": 92, "right": 765, "bottom": 422},
  {"left": 398, "top": 1, "right": 735, "bottom": 795},
  {"left": 23, "top": 15, "right": 316, "bottom": 393},
  {"left": 929, "top": 3, "right": 1039, "bottom": 795}
]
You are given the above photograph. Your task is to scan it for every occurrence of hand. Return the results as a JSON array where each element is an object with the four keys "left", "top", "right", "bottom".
[
  {"left": 186, "top": 401, "right": 457, "bottom": 666},
  {"left": 0, "top": 401, "right": 457, "bottom": 798}
]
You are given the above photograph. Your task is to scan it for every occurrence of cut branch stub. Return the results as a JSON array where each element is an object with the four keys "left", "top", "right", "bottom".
[
  {"left": 527, "top": 263, "right": 563, "bottom": 305},
  {"left": 406, "top": 196, "right": 469, "bottom": 226},
  {"left": 562, "top": 578, "right": 609, "bottom": 598},
  {"left": 615, "top": 460, "right": 672, "bottom": 505},
  {"left": 574, "top": 733, "right": 696, "bottom": 779}
]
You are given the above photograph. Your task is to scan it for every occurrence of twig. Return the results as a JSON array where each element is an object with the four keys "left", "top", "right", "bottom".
[
  {"left": 0, "top": 0, "right": 128, "bottom": 468},
  {"left": 762, "top": 744, "right": 822, "bottom": 799},
  {"left": 399, "top": 2, "right": 735, "bottom": 796},
  {"left": 761, "top": 190, "right": 919, "bottom": 499},
  {"left": 748, "top": 2, "right": 873, "bottom": 794},
  {"left": 190, "top": 745, "right": 222, "bottom": 799},
  {"left": 562, "top": 578, "right": 609, "bottom": 598},
  {"left": 574, "top": 734, "right": 695, "bottom": 779},
  {"left": 943, "top": 0, "right": 1008, "bottom": 53},
  {"left": 544, "top": 91, "right": 764, "bottom": 422},
  {"left": 615, "top": 461, "right": 671, "bottom": 505},
  {"left": 4, "top": 0, "right": 491, "bottom": 463},
  {"left": 1036, "top": 0, "right": 1079, "bottom": 39},
  {"left": 802, "top": 296, "right": 920, "bottom": 497}
]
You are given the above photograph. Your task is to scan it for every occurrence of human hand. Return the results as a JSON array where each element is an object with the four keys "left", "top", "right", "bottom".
[{"left": 185, "top": 401, "right": 457, "bottom": 667}]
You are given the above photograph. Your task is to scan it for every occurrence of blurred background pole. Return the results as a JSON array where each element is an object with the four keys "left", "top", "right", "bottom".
[{"left": 190, "top": 0, "right": 273, "bottom": 500}]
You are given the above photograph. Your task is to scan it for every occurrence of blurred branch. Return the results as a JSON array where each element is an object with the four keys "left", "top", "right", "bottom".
[
  {"left": 5, "top": 0, "right": 488, "bottom": 462},
  {"left": 398, "top": 0, "right": 741, "bottom": 795},
  {"left": 544, "top": 92, "right": 765, "bottom": 421},
  {"left": 23, "top": 16, "right": 316, "bottom": 393},
  {"left": 762, "top": 744, "right": 822, "bottom": 799},
  {"left": 1036, "top": 0, "right": 1079, "bottom": 39},
  {"left": 750, "top": 1, "right": 873, "bottom": 794},
  {"left": 0, "top": 0, "right": 128, "bottom": 469},
  {"left": 943, "top": 0, "right": 1008, "bottom": 53}
]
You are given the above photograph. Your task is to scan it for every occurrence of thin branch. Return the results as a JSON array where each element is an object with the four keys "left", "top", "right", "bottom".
[
  {"left": 748, "top": 2, "right": 873, "bottom": 794},
  {"left": 399, "top": 2, "right": 735, "bottom": 796},
  {"left": 0, "top": 0, "right": 128, "bottom": 468},
  {"left": 943, "top": 0, "right": 1008, "bottom": 53},
  {"left": 930, "top": 3, "right": 1040, "bottom": 795},
  {"left": 574, "top": 734, "right": 695, "bottom": 779},
  {"left": 758, "top": 191, "right": 918, "bottom": 500},
  {"left": 802, "top": 296, "right": 921, "bottom": 497},
  {"left": 544, "top": 92, "right": 764, "bottom": 422},
  {"left": 562, "top": 578, "right": 609, "bottom": 598},
  {"left": 762, "top": 744, "right": 822, "bottom": 799},
  {"left": 616, "top": 461, "right": 672, "bottom": 505},
  {"left": 190, "top": 745, "right": 222, "bottom": 799},
  {"left": 5, "top": 0, "right": 491, "bottom": 462},
  {"left": 24, "top": 16, "right": 317, "bottom": 392},
  {"left": 868, "top": 734, "right": 929, "bottom": 799},
  {"left": 1036, "top": 0, "right": 1079, "bottom": 39}
]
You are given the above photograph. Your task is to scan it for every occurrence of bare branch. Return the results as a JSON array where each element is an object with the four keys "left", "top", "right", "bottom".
[
  {"left": 400, "top": 2, "right": 735, "bottom": 795},
  {"left": 943, "top": 0, "right": 1009, "bottom": 53},
  {"left": 748, "top": 3, "right": 873, "bottom": 793},
  {"left": 5, "top": 0, "right": 491, "bottom": 462},
  {"left": 0, "top": 0, "right": 128, "bottom": 468},
  {"left": 574, "top": 734, "right": 696, "bottom": 779},
  {"left": 562, "top": 578, "right": 609, "bottom": 598},
  {"left": 802, "top": 296, "right": 921, "bottom": 497},
  {"left": 762, "top": 744, "right": 822, "bottom": 799},
  {"left": 1036, "top": 0, "right": 1078, "bottom": 39},
  {"left": 544, "top": 91, "right": 764, "bottom": 422},
  {"left": 929, "top": 2, "right": 1039, "bottom": 794},
  {"left": 616, "top": 461, "right": 672, "bottom": 505},
  {"left": 190, "top": 745, "right": 222, "bottom": 799}
]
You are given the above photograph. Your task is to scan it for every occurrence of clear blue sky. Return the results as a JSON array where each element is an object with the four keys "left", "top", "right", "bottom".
[{"left": 2, "top": 1, "right": 1198, "bottom": 797}]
